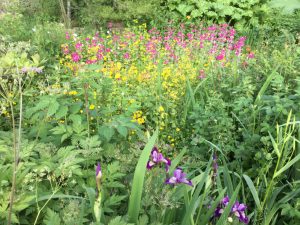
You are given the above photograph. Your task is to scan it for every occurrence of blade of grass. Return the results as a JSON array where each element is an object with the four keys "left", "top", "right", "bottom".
[
  {"left": 243, "top": 174, "right": 262, "bottom": 211},
  {"left": 222, "top": 160, "right": 234, "bottom": 197},
  {"left": 254, "top": 66, "right": 279, "bottom": 105},
  {"left": 169, "top": 147, "right": 187, "bottom": 174},
  {"left": 274, "top": 153, "right": 300, "bottom": 178},
  {"left": 127, "top": 130, "right": 158, "bottom": 223}
]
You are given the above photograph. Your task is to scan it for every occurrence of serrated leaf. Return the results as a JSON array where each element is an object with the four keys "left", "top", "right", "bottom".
[
  {"left": 43, "top": 208, "right": 61, "bottom": 225},
  {"left": 100, "top": 125, "right": 115, "bottom": 141},
  {"left": 55, "top": 105, "right": 68, "bottom": 119},
  {"left": 47, "top": 100, "right": 60, "bottom": 117}
]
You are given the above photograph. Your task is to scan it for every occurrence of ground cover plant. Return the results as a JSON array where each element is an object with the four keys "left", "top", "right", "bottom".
[{"left": 0, "top": 1, "right": 300, "bottom": 225}]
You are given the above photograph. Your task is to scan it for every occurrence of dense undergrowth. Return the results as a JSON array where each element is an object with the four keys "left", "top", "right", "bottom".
[{"left": 0, "top": 1, "right": 300, "bottom": 225}]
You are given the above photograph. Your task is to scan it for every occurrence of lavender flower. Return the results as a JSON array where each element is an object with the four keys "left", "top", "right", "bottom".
[
  {"left": 147, "top": 147, "right": 171, "bottom": 171},
  {"left": 165, "top": 168, "right": 193, "bottom": 186},
  {"left": 21, "top": 67, "right": 43, "bottom": 74}
]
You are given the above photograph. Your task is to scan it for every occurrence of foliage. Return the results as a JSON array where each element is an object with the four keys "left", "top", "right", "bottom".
[
  {"left": 163, "top": 0, "right": 271, "bottom": 26},
  {"left": 0, "top": 3, "right": 300, "bottom": 224}
]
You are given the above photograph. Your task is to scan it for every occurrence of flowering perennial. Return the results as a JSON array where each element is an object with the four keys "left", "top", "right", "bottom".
[
  {"left": 165, "top": 168, "right": 193, "bottom": 186},
  {"left": 147, "top": 147, "right": 171, "bottom": 171},
  {"left": 214, "top": 196, "right": 249, "bottom": 224}
]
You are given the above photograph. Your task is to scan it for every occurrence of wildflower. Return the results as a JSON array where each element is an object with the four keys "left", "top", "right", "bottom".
[
  {"left": 165, "top": 168, "right": 193, "bottom": 186},
  {"left": 68, "top": 90, "right": 78, "bottom": 95},
  {"left": 214, "top": 196, "right": 249, "bottom": 224},
  {"left": 147, "top": 147, "right": 171, "bottom": 171},
  {"left": 247, "top": 52, "right": 255, "bottom": 59},
  {"left": 89, "top": 104, "right": 95, "bottom": 110},
  {"left": 198, "top": 69, "right": 206, "bottom": 79},
  {"left": 65, "top": 32, "right": 70, "bottom": 40},
  {"left": 137, "top": 117, "right": 145, "bottom": 124},
  {"left": 176, "top": 128, "right": 180, "bottom": 132},
  {"left": 232, "top": 202, "right": 249, "bottom": 224},
  {"left": 71, "top": 52, "right": 81, "bottom": 62},
  {"left": 94, "top": 162, "right": 102, "bottom": 222},
  {"left": 21, "top": 67, "right": 43, "bottom": 74}
]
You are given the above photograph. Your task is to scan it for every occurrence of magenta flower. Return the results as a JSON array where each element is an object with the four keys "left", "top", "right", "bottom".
[
  {"left": 216, "top": 53, "right": 225, "bottom": 60},
  {"left": 165, "top": 168, "right": 193, "bottom": 186},
  {"left": 71, "top": 52, "right": 81, "bottom": 62},
  {"left": 75, "top": 42, "right": 83, "bottom": 50},
  {"left": 147, "top": 147, "right": 171, "bottom": 171},
  {"left": 247, "top": 52, "right": 255, "bottom": 59},
  {"left": 123, "top": 52, "right": 130, "bottom": 59}
]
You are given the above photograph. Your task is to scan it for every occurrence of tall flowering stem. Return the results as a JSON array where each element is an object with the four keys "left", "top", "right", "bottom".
[{"left": 94, "top": 162, "right": 102, "bottom": 223}]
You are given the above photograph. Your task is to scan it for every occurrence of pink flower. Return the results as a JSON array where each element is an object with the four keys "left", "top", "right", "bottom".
[
  {"left": 65, "top": 32, "right": 70, "bottom": 40},
  {"left": 216, "top": 53, "right": 225, "bottom": 61},
  {"left": 75, "top": 42, "right": 83, "bottom": 50},
  {"left": 71, "top": 52, "right": 81, "bottom": 62},
  {"left": 198, "top": 69, "right": 206, "bottom": 79},
  {"left": 247, "top": 52, "right": 255, "bottom": 59},
  {"left": 123, "top": 52, "right": 130, "bottom": 59}
]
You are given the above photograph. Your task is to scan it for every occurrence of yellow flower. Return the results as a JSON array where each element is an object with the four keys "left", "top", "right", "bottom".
[
  {"left": 137, "top": 117, "right": 145, "bottom": 124},
  {"left": 89, "top": 104, "right": 95, "bottom": 110},
  {"left": 68, "top": 90, "right": 78, "bottom": 95},
  {"left": 176, "top": 128, "right": 180, "bottom": 132},
  {"left": 158, "top": 106, "right": 164, "bottom": 112},
  {"left": 186, "top": 16, "right": 191, "bottom": 20}
]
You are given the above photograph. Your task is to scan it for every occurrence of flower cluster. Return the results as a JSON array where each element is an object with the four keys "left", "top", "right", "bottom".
[
  {"left": 214, "top": 196, "right": 249, "bottom": 224},
  {"left": 147, "top": 147, "right": 192, "bottom": 186},
  {"left": 21, "top": 66, "right": 43, "bottom": 74}
]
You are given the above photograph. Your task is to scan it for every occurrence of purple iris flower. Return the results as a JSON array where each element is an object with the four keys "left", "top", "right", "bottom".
[
  {"left": 232, "top": 202, "right": 249, "bottom": 224},
  {"left": 165, "top": 168, "right": 193, "bottom": 186},
  {"left": 147, "top": 147, "right": 171, "bottom": 171},
  {"left": 222, "top": 196, "right": 229, "bottom": 206},
  {"left": 214, "top": 196, "right": 249, "bottom": 224}
]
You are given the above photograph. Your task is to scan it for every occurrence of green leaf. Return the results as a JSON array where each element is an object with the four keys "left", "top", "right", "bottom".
[
  {"left": 127, "top": 130, "right": 158, "bottom": 223},
  {"left": 55, "top": 105, "right": 68, "bottom": 119},
  {"left": 108, "top": 216, "right": 133, "bottom": 225},
  {"left": 100, "top": 125, "right": 115, "bottom": 141},
  {"left": 243, "top": 174, "right": 262, "bottom": 210},
  {"left": 43, "top": 208, "right": 61, "bottom": 225},
  {"left": 47, "top": 100, "right": 60, "bottom": 117},
  {"left": 274, "top": 153, "right": 300, "bottom": 178},
  {"left": 169, "top": 147, "right": 187, "bottom": 174},
  {"left": 116, "top": 126, "right": 128, "bottom": 137}
]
